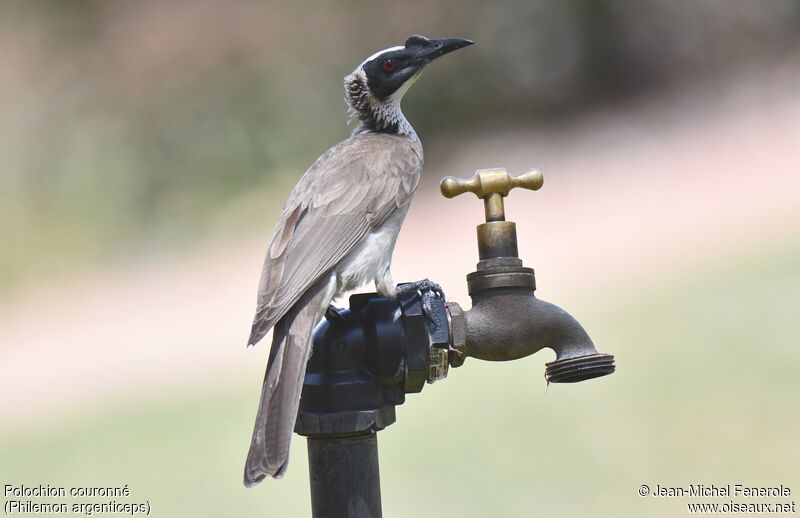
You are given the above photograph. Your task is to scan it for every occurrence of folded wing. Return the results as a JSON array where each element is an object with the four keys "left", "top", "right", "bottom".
[{"left": 248, "top": 132, "right": 422, "bottom": 345}]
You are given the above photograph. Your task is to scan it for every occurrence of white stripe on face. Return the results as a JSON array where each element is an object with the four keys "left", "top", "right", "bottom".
[{"left": 360, "top": 45, "right": 404, "bottom": 67}]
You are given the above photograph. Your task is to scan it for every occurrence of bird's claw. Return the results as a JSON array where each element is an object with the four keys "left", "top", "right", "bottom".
[
  {"left": 395, "top": 279, "right": 444, "bottom": 298},
  {"left": 396, "top": 279, "right": 445, "bottom": 325}
]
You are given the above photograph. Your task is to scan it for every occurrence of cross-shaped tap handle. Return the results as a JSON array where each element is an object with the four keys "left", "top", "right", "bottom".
[{"left": 440, "top": 168, "right": 543, "bottom": 222}]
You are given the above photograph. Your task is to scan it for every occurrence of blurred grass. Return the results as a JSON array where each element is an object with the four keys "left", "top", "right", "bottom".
[{"left": 2, "top": 242, "right": 797, "bottom": 517}]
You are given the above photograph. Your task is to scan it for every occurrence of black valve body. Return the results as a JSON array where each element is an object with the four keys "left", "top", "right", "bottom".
[{"left": 295, "top": 289, "right": 448, "bottom": 518}]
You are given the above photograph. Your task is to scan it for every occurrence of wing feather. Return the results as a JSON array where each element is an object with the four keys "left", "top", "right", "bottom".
[{"left": 248, "top": 132, "right": 422, "bottom": 345}]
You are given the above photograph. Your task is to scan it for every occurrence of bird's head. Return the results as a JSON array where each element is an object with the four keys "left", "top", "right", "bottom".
[{"left": 345, "top": 35, "right": 473, "bottom": 134}]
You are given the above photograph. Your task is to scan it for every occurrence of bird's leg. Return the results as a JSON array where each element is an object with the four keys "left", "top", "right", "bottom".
[{"left": 375, "top": 267, "right": 397, "bottom": 298}]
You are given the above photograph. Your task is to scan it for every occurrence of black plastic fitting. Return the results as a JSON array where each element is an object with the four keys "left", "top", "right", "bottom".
[{"left": 295, "top": 289, "right": 448, "bottom": 518}]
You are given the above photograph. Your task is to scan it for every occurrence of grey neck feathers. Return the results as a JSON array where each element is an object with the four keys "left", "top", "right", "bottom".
[{"left": 344, "top": 71, "right": 416, "bottom": 138}]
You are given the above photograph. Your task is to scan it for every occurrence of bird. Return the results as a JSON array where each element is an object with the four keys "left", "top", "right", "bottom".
[{"left": 244, "top": 34, "right": 473, "bottom": 487}]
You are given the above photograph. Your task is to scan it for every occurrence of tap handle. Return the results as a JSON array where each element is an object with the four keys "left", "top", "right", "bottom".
[{"left": 440, "top": 167, "right": 543, "bottom": 199}]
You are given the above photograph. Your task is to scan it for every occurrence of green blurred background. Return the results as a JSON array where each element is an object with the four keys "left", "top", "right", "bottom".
[{"left": 1, "top": 1, "right": 799, "bottom": 516}]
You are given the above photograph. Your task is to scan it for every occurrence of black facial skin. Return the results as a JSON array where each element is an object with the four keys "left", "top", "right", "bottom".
[{"left": 362, "top": 35, "right": 473, "bottom": 100}]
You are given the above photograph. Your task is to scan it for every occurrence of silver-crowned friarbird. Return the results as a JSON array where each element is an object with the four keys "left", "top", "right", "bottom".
[{"left": 244, "top": 35, "right": 473, "bottom": 486}]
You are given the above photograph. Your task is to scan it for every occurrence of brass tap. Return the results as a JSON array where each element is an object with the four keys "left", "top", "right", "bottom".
[
  {"left": 441, "top": 167, "right": 543, "bottom": 222},
  {"left": 439, "top": 167, "right": 615, "bottom": 382},
  {"left": 441, "top": 168, "right": 543, "bottom": 263}
]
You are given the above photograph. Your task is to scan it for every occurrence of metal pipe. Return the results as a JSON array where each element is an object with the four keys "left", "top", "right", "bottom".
[
  {"left": 463, "top": 289, "right": 595, "bottom": 361},
  {"left": 448, "top": 286, "right": 615, "bottom": 382},
  {"left": 307, "top": 433, "right": 382, "bottom": 518}
]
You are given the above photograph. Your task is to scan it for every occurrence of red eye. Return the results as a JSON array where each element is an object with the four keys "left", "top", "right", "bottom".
[{"left": 382, "top": 59, "right": 397, "bottom": 73}]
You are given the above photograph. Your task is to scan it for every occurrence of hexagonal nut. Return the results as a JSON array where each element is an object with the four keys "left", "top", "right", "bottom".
[{"left": 447, "top": 302, "right": 467, "bottom": 368}]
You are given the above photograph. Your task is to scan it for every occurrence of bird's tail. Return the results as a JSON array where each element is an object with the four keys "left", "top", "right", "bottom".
[{"left": 244, "top": 274, "right": 336, "bottom": 487}]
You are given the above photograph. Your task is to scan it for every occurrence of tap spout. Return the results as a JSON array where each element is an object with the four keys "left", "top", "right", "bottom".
[
  {"left": 438, "top": 167, "right": 614, "bottom": 383},
  {"left": 447, "top": 279, "right": 615, "bottom": 383}
]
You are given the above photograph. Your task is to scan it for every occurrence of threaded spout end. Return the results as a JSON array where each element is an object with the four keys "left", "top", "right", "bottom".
[{"left": 545, "top": 353, "right": 615, "bottom": 383}]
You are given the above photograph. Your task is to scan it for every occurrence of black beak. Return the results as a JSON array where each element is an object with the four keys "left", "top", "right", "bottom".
[{"left": 405, "top": 35, "right": 474, "bottom": 65}]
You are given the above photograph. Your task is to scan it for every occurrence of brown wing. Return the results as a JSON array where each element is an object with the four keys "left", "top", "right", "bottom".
[{"left": 248, "top": 132, "right": 422, "bottom": 345}]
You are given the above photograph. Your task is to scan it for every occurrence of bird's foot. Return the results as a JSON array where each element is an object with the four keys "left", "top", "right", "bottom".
[
  {"left": 395, "top": 279, "right": 444, "bottom": 298},
  {"left": 324, "top": 305, "right": 348, "bottom": 322},
  {"left": 396, "top": 279, "right": 446, "bottom": 324}
]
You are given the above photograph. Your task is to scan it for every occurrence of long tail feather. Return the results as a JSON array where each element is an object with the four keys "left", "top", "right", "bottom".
[{"left": 244, "top": 274, "right": 336, "bottom": 486}]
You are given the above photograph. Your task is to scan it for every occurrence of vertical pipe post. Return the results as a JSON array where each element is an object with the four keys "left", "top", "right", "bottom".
[{"left": 307, "top": 433, "right": 382, "bottom": 518}]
